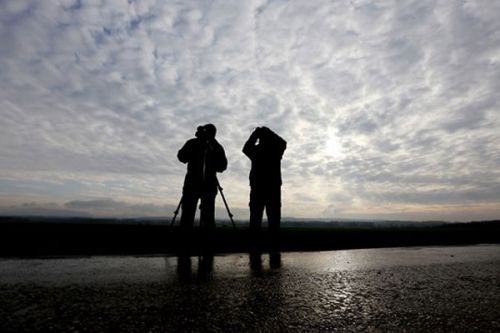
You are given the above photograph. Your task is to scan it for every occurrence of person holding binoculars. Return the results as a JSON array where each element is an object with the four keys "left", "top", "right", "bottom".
[{"left": 243, "top": 126, "right": 287, "bottom": 239}]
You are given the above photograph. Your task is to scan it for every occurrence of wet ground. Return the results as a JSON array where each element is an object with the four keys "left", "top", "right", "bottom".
[{"left": 1, "top": 245, "right": 499, "bottom": 332}]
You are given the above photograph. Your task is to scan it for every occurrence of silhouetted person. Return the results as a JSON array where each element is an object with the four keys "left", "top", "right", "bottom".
[
  {"left": 243, "top": 127, "right": 286, "bottom": 240},
  {"left": 178, "top": 124, "right": 227, "bottom": 230}
]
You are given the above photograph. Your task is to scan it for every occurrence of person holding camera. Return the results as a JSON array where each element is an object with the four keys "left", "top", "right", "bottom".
[
  {"left": 243, "top": 127, "right": 287, "bottom": 238},
  {"left": 178, "top": 124, "right": 227, "bottom": 230}
]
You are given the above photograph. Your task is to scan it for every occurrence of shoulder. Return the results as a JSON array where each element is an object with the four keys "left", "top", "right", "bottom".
[{"left": 210, "top": 139, "right": 224, "bottom": 150}]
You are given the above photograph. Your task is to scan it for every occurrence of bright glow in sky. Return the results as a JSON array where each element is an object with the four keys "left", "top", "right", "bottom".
[{"left": 1, "top": 0, "right": 500, "bottom": 221}]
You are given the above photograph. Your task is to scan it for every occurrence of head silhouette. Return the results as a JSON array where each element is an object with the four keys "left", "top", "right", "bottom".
[{"left": 203, "top": 123, "right": 217, "bottom": 139}]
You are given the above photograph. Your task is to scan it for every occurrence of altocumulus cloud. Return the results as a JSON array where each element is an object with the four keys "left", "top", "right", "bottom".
[{"left": 1, "top": 0, "right": 500, "bottom": 221}]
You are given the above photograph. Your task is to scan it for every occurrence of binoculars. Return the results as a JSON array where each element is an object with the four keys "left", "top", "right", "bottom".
[{"left": 253, "top": 126, "right": 272, "bottom": 138}]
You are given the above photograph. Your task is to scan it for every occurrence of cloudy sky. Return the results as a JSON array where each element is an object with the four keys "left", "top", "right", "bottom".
[{"left": 1, "top": 0, "right": 499, "bottom": 221}]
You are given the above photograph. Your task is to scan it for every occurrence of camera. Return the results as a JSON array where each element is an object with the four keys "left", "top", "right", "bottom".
[{"left": 196, "top": 124, "right": 217, "bottom": 140}]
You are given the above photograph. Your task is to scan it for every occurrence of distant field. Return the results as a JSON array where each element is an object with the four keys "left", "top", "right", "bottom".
[{"left": 1, "top": 216, "right": 499, "bottom": 257}]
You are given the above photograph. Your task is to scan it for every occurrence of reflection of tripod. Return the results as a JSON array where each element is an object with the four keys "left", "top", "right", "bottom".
[{"left": 170, "top": 177, "right": 236, "bottom": 229}]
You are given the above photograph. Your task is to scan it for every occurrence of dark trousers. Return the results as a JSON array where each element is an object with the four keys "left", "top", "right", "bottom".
[
  {"left": 180, "top": 190, "right": 216, "bottom": 230},
  {"left": 249, "top": 185, "right": 281, "bottom": 237}
]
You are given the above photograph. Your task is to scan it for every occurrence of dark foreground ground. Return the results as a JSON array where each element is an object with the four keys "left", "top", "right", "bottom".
[
  {"left": 1, "top": 217, "right": 499, "bottom": 257},
  {"left": 1, "top": 246, "right": 499, "bottom": 332}
]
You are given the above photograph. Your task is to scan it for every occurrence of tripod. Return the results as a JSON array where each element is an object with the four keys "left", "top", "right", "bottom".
[
  {"left": 170, "top": 177, "right": 236, "bottom": 229},
  {"left": 216, "top": 177, "right": 237, "bottom": 229}
]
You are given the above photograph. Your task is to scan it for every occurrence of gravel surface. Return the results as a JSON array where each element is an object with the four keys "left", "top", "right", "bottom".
[{"left": 1, "top": 246, "right": 499, "bottom": 332}]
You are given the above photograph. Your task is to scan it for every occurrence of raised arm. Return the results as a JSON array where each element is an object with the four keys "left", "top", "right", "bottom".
[
  {"left": 271, "top": 131, "right": 287, "bottom": 159},
  {"left": 243, "top": 129, "right": 260, "bottom": 159}
]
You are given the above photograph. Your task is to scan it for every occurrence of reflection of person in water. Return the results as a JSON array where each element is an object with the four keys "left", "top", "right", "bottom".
[
  {"left": 243, "top": 127, "right": 287, "bottom": 238},
  {"left": 176, "top": 253, "right": 214, "bottom": 282},
  {"left": 178, "top": 124, "right": 227, "bottom": 230},
  {"left": 250, "top": 251, "right": 281, "bottom": 273},
  {"left": 245, "top": 252, "right": 284, "bottom": 330}
]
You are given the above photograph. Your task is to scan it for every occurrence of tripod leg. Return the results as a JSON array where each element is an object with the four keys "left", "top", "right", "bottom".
[
  {"left": 217, "top": 184, "right": 237, "bottom": 229},
  {"left": 170, "top": 197, "right": 183, "bottom": 227}
]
